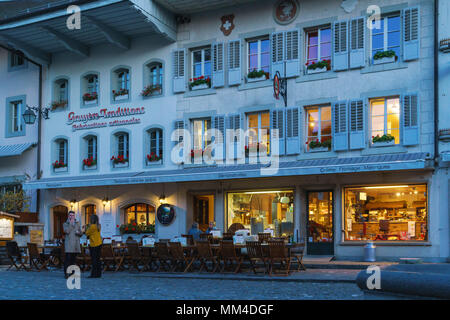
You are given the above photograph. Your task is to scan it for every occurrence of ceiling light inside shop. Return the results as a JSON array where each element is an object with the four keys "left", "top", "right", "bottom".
[{"left": 363, "top": 186, "right": 409, "bottom": 189}]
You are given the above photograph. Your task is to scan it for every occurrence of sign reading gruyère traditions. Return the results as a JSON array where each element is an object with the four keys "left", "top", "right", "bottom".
[{"left": 67, "top": 107, "right": 145, "bottom": 131}]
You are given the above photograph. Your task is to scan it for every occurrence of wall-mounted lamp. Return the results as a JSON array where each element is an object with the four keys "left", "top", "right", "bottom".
[
  {"left": 22, "top": 105, "right": 50, "bottom": 125},
  {"left": 70, "top": 199, "right": 77, "bottom": 209},
  {"left": 159, "top": 194, "right": 166, "bottom": 204},
  {"left": 102, "top": 197, "right": 110, "bottom": 207}
]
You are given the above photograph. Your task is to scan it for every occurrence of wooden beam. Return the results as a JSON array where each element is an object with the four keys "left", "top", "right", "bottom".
[
  {"left": 40, "top": 26, "right": 89, "bottom": 58},
  {"left": 84, "top": 16, "right": 130, "bottom": 50},
  {"left": 0, "top": 34, "right": 51, "bottom": 65}
]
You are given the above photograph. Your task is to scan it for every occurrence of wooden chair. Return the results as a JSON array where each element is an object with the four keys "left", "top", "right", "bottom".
[
  {"left": 168, "top": 242, "right": 194, "bottom": 272},
  {"left": 222, "top": 232, "right": 233, "bottom": 241},
  {"left": 6, "top": 241, "right": 29, "bottom": 271},
  {"left": 290, "top": 242, "right": 306, "bottom": 271},
  {"left": 228, "top": 223, "right": 245, "bottom": 235},
  {"left": 75, "top": 246, "right": 91, "bottom": 272},
  {"left": 141, "top": 246, "right": 156, "bottom": 272},
  {"left": 154, "top": 242, "right": 172, "bottom": 271},
  {"left": 245, "top": 241, "right": 268, "bottom": 275},
  {"left": 219, "top": 240, "right": 243, "bottom": 273},
  {"left": 126, "top": 242, "right": 149, "bottom": 272},
  {"left": 195, "top": 240, "right": 219, "bottom": 273},
  {"left": 181, "top": 234, "right": 194, "bottom": 246},
  {"left": 268, "top": 240, "right": 291, "bottom": 276},
  {"left": 158, "top": 239, "right": 170, "bottom": 243},
  {"left": 258, "top": 233, "right": 272, "bottom": 243},
  {"left": 101, "top": 244, "right": 124, "bottom": 272},
  {"left": 27, "top": 243, "right": 50, "bottom": 271},
  {"left": 199, "top": 233, "right": 213, "bottom": 243}
]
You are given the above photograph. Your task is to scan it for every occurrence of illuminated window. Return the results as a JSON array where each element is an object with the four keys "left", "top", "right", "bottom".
[
  {"left": 84, "top": 204, "right": 96, "bottom": 225},
  {"left": 370, "top": 97, "right": 400, "bottom": 144},
  {"left": 192, "top": 119, "right": 211, "bottom": 151},
  {"left": 126, "top": 203, "right": 155, "bottom": 226},
  {"left": 305, "top": 105, "right": 332, "bottom": 151},
  {"left": 247, "top": 112, "right": 270, "bottom": 154}
]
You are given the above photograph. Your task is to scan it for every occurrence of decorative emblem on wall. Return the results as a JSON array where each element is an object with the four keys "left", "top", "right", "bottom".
[
  {"left": 157, "top": 204, "right": 176, "bottom": 226},
  {"left": 273, "top": 0, "right": 299, "bottom": 25},
  {"left": 220, "top": 14, "right": 235, "bottom": 36},
  {"left": 341, "top": 0, "right": 358, "bottom": 13}
]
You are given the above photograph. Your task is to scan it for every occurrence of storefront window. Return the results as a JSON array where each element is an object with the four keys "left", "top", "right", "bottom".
[
  {"left": 227, "top": 190, "right": 294, "bottom": 237},
  {"left": 125, "top": 203, "right": 155, "bottom": 226},
  {"left": 344, "top": 185, "right": 428, "bottom": 241}
]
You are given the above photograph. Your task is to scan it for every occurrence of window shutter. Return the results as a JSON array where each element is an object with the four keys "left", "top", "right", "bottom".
[
  {"left": 271, "top": 31, "right": 285, "bottom": 78},
  {"left": 402, "top": 94, "right": 419, "bottom": 146},
  {"left": 403, "top": 7, "right": 420, "bottom": 61},
  {"left": 286, "top": 107, "right": 300, "bottom": 155},
  {"left": 350, "top": 17, "right": 365, "bottom": 69},
  {"left": 212, "top": 114, "right": 225, "bottom": 160},
  {"left": 228, "top": 40, "right": 242, "bottom": 86},
  {"left": 226, "top": 113, "right": 243, "bottom": 159},
  {"left": 172, "top": 49, "right": 186, "bottom": 93},
  {"left": 213, "top": 42, "right": 225, "bottom": 88},
  {"left": 285, "top": 30, "right": 299, "bottom": 77},
  {"left": 333, "top": 20, "right": 349, "bottom": 71},
  {"left": 270, "top": 108, "right": 286, "bottom": 155},
  {"left": 349, "top": 99, "right": 365, "bottom": 150},
  {"left": 332, "top": 101, "right": 349, "bottom": 151}
]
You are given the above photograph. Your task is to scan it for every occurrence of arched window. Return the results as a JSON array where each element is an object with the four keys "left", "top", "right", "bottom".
[
  {"left": 146, "top": 128, "right": 163, "bottom": 164},
  {"left": 52, "top": 78, "right": 68, "bottom": 111},
  {"left": 142, "top": 61, "right": 163, "bottom": 97},
  {"left": 82, "top": 73, "right": 99, "bottom": 106},
  {"left": 84, "top": 204, "right": 96, "bottom": 225},
  {"left": 53, "top": 138, "right": 68, "bottom": 172},
  {"left": 112, "top": 132, "right": 129, "bottom": 168},
  {"left": 82, "top": 135, "right": 97, "bottom": 169},
  {"left": 112, "top": 67, "right": 130, "bottom": 101},
  {"left": 125, "top": 203, "right": 155, "bottom": 226}
]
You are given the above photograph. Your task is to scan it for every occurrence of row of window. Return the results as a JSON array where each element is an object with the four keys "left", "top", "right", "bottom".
[{"left": 50, "top": 92, "right": 419, "bottom": 173}]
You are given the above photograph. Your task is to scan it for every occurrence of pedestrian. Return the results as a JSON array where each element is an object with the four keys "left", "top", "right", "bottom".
[
  {"left": 187, "top": 222, "right": 202, "bottom": 240},
  {"left": 84, "top": 214, "right": 103, "bottom": 278},
  {"left": 63, "top": 211, "right": 82, "bottom": 279}
]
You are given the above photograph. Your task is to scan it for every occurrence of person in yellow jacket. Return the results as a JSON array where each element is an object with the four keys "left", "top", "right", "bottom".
[{"left": 84, "top": 214, "right": 102, "bottom": 278}]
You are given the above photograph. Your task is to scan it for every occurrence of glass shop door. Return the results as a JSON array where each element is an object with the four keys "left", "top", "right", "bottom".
[{"left": 306, "top": 191, "right": 334, "bottom": 255}]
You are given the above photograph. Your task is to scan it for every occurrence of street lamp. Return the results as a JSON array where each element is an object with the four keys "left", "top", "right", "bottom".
[{"left": 22, "top": 105, "right": 50, "bottom": 125}]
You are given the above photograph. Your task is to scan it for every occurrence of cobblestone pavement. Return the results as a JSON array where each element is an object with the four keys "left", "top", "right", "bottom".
[{"left": 0, "top": 268, "right": 364, "bottom": 300}]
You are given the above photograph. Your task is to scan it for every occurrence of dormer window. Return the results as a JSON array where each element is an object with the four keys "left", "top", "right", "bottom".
[
  {"left": 82, "top": 73, "right": 99, "bottom": 106},
  {"left": 112, "top": 67, "right": 130, "bottom": 102}
]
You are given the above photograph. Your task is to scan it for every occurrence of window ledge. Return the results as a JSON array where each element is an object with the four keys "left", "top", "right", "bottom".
[
  {"left": 339, "top": 241, "right": 431, "bottom": 247},
  {"left": 183, "top": 162, "right": 217, "bottom": 169},
  {"left": 360, "top": 61, "right": 408, "bottom": 74},
  {"left": 296, "top": 151, "right": 338, "bottom": 161},
  {"left": 361, "top": 145, "right": 407, "bottom": 156},
  {"left": 296, "top": 71, "right": 337, "bottom": 83},
  {"left": 238, "top": 80, "right": 273, "bottom": 91},
  {"left": 183, "top": 88, "right": 216, "bottom": 98},
  {"left": 142, "top": 93, "right": 164, "bottom": 100}
]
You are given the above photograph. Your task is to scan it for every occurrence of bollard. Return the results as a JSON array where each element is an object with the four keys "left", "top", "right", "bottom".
[{"left": 364, "top": 241, "right": 376, "bottom": 262}]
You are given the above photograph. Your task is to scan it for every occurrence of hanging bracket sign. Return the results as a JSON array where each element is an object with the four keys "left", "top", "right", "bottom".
[
  {"left": 156, "top": 204, "right": 176, "bottom": 226},
  {"left": 273, "top": 71, "right": 287, "bottom": 107}
]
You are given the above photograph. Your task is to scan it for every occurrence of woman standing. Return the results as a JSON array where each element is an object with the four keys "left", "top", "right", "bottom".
[
  {"left": 63, "top": 211, "right": 82, "bottom": 279},
  {"left": 85, "top": 214, "right": 102, "bottom": 278}
]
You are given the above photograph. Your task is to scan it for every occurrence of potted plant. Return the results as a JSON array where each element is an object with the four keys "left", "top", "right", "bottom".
[
  {"left": 247, "top": 69, "right": 269, "bottom": 83},
  {"left": 373, "top": 50, "right": 397, "bottom": 65},
  {"left": 53, "top": 160, "right": 68, "bottom": 172},
  {"left": 146, "top": 152, "right": 162, "bottom": 165},
  {"left": 82, "top": 92, "right": 98, "bottom": 105},
  {"left": 111, "top": 154, "right": 129, "bottom": 168},
  {"left": 306, "top": 59, "right": 331, "bottom": 74},
  {"left": 307, "top": 137, "right": 332, "bottom": 152},
  {"left": 372, "top": 134, "right": 395, "bottom": 146},
  {"left": 189, "top": 76, "right": 211, "bottom": 90},
  {"left": 118, "top": 223, "right": 155, "bottom": 242},
  {"left": 51, "top": 100, "right": 67, "bottom": 111},
  {"left": 82, "top": 157, "right": 97, "bottom": 170},
  {"left": 112, "top": 88, "right": 129, "bottom": 101},
  {"left": 141, "top": 84, "right": 162, "bottom": 97}
]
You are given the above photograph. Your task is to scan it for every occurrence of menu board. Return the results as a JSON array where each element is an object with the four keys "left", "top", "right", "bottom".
[
  {"left": 101, "top": 214, "right": 115, "bottom": 238},
  {"left": 30, "top": 229, "right": 44, "bottom": 245},
  {"left": 0, "top": 217, "right": 14, "bottom": 240}
]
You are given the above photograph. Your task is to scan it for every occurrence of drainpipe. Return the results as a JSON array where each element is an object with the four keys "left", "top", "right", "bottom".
[{"left": 434, "top": 0, "right": 439, "bottom": 164}]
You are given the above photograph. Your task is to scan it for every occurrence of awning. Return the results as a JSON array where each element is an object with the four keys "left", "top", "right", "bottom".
[
  {"left": 23, "top": 152, "right": 433, "bottom": 190},
  {"left": 0, "top": 142, "right": 36, "bottom": 158}
]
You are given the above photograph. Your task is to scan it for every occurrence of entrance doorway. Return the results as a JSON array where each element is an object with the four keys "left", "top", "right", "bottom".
[
  {"left": 53, "top": 205, "right": 68, "bottom": 239},
  {"left": 306, "top": 191, "right": 334, "bottom": 255},
  {"left": 193, "top": 195, "right": 214, "bottom": 232}
]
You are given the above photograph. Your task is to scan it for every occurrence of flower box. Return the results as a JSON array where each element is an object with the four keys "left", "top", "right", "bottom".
[
  {"left": 114, "top": 94, "right": 129, "bottom": 101},
  {"left": 191, "top": 83, "right": 209, "bottom": 91},
  {"left": 373, "top": 56, "right": 396, "bottom": 65},
  {"left": 146, "top": 159, "right": 162, "bottom": 166},
  {"left": 84, "top": 99, "right": 97, "bottom": 105},
  {"left": 113, "top": 162, "right": 129, "bottom": 168},
  {"left": 83, "top": 164, "right": 97, "bottom": 170},
  {"left": 372, "top": 140, "right": 395, "bottom": 147},
  {"left": 141, "top": 86, "right": 162, "bottom": 97},
  {"left": 247, "top": 75, "right": 267, "bottom": 83},
  {"left": 309, "top": 146, "right": 330, "bottom": 153},
  {"left": 54, "top": 166, "right": 68, "bottom": 173},
  {"left": 307, "top": 66, "right": 327, "bottom": 74}
]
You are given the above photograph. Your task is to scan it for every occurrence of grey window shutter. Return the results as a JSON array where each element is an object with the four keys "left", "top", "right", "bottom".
[
  {"left": 332, "top": 101, "right": 349, "bottom": 151},
  {"left": 285, "top": 29, "right": 299, "bottom": 78},
  {"left": 226, "top": 113, "right": 243, "bottom": 159},
  {"left": 270, "top": 108, "right": 286, "bottom": 155},
  {"left": 228, "top": 40, "right": 242, "bottom": 86},
  {"left": 213, "top": 42, "right": 225, "bottom": 88},
  {"left": 350, "top": 17, "right": 365, "bottom": 69},
  {"left": 349, "top": 99, "right": 365, "bottom": 150},
  {"left": 286, "top": 107, "right": 300, "bottom": 155},
  {"left": 271, "top": 31, "right": 285, "bottom": 78},
  {"left": 173, "top": 49, "right": 186, "bottom": 93},
  {"left": 403, "top": 7, "right": 420, "bottom": 61},
  {"left": 333, "top": 20, "right": 349, "bottom": 71},
  {"left": 402, "top": 94, "right": 419, "bottom": 146},
  {"left": 212, "top": 114, "right": 225, "bottom": 160}
]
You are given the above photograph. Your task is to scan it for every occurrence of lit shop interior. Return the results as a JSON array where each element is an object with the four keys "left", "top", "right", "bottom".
[
  {"left": 344, "top": 185, "right": 428, "bottom": 241},
  {"left": 227, "top": 190, "right": 294, "bottom": 237}
]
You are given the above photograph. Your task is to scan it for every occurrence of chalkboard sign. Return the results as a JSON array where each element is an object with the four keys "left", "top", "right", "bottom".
[
  {"left": 0, "top": 216, "right": 14, "bottom": 240},
  {"left": 30, "top": 229, "right": 44, "bottom": 245},
  {"left": 156, "top": 204, "right": 175, "bottom": 226}
]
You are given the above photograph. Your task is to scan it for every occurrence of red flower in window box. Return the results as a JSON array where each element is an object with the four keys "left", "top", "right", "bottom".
[
  {"left": 82, "top": 92, "right": 98, "bottom": 101},
  {"left": 82, "top": 156, "right": 97, "bottom": 168},
  {"left": 52, "top": 160, "right": 67, "bottom": 169},
  {"left": 111, "top": 155, "right": 129, "bottom": 164},
  {"left": 146, "top": 152, "right": 162, "bottom": 163}
]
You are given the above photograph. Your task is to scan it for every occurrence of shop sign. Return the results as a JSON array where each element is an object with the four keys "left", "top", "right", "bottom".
[
  {"left": 67, "top": 107, "right": 145, "bottom": 131},
  {"left": 0, "top": 216, "right": 14, "bottom": 240},
  {"left": 29, "top": 229, "right": 44, "bottom": 245},
  {"left": 319, "top": 164, "right": 392, "bottom": 173},
  {"left": 157, "top": 204, "right": 176, "bottom": 226}
]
